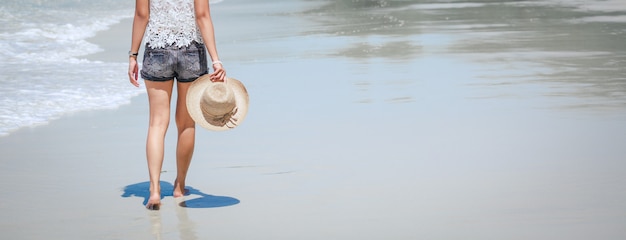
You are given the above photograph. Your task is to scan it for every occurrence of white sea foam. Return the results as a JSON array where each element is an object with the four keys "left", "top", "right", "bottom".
[
  {"left": 0, "top": 1, "right": 138, "bottom": 136},
  {"left": 550, "top": 0, "right": 626, "bottom": 12},
  {"left": 505, "top": 0, "right": 626, "bottom": 13}
]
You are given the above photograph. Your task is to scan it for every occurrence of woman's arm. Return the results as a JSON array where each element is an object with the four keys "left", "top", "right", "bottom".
[
  {"left": 128, "top": 0, "right": 150, "bottom": 87},
  {"left": 194, "top": 0, "right": 226, "bottom": 82}
]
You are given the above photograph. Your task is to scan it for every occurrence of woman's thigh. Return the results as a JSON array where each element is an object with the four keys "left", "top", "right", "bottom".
[{"left": 145, "top": 80, "right": 174, "bottom": 126}]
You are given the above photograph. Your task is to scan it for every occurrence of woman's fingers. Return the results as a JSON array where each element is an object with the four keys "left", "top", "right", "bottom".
[
  {"left": 210, "top": 68, "right": 226, "bottom": 82},
  {"left": 128, "top": 61, "right": 140, "bottom": 87}
]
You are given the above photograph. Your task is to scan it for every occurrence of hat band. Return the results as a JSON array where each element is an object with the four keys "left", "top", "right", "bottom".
[{"left": 201, "top": 104, "right": 239, "bottom": 128}]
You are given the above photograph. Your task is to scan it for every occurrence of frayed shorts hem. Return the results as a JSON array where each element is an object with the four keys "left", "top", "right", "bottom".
[{"left": 141, "top": 72, "right": 208, "bottom": 83}]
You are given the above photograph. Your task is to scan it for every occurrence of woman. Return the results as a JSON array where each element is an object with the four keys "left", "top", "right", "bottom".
[{"left": 128, "top": 0, "right": 225, "bottom": 210}]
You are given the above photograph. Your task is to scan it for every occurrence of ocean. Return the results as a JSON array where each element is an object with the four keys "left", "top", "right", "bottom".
[
  {"left": 0, "top": 0, "right": 225, "bottom": 137},
  {"left": 1, "top": 0, "right": 625, "bottom": 137},
  {"left": 0, "top": 0, "right": 139, "bottom": 136}
]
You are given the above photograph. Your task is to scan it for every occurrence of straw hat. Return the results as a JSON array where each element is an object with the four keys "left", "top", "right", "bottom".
[{"left": 186, "top": 75, "right": 249, "bottom": 131}]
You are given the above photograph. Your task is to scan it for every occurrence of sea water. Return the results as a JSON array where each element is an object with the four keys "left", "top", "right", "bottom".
[
  {"left": 0, "top": 0, "right": 224, "bottom": 137},
  {"left": 1, "top": 0, "right": 624, "bottom": 137}
]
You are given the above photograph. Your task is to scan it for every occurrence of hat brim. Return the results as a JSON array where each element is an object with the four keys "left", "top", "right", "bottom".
[{"left": 187, "top": 76, "right": 249, "bottom": 131}]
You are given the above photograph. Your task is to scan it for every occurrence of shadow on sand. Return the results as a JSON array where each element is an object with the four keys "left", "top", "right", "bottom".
[{"left": 121, "top": 181, "right": 240, "bottom": 208}]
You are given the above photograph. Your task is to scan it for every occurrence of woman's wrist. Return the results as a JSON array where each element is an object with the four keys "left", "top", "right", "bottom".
[
  {"left": 212, "top": 60, "right": 222, "bottom": 66},
  {"left": 128, "top": 51, "right": 139, "bottom": 58}
]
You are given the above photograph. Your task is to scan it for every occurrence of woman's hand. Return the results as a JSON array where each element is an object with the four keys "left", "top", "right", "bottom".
[
  {"left": 210, "top": 63, "right": 226, "bottom": 82},
  {"left": 128, "top": 57, "right": 140, "bottom": 87}
]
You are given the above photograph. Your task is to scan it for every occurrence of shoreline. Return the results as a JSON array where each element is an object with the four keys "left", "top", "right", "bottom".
[
  {"left": 85, "top": 18, "right": 135, "bottom": 63},
  {"left": 0, "top": 18, "right": 145, "bottom": 139}
]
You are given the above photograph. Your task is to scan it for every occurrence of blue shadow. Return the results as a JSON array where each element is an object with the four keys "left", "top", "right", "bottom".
[{"left": 121, "top": 181, "right": 240, "bottom": 208}]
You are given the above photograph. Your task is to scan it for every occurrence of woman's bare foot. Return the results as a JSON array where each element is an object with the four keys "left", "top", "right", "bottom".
[
  {"left": 146, "top": 186, "right": 161, "bottom": 210},
  {"left": 146, "top": 196, "right": 161, "bottom": 210},
  {"left": 173, "top": 178, "right": 189, "bottom": 198},
  {"left": 146, "top": 200, "right": 161, "bottom": 210}
]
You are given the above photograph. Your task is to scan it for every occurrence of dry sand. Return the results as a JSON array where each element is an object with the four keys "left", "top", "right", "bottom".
[{"left": 1, "top": 0, "right": 626, "bottom": 239}]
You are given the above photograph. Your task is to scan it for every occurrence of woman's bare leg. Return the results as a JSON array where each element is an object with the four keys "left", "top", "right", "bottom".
[
  {"left": 145, "top": 80, "right": 174, "bottom": 209},
  {"left": 173, "top": 81, "right": 196, "bottom": 198}
]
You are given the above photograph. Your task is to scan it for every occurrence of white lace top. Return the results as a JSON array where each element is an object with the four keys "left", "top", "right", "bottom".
[{"left": 144, "top": 0, "right": 203, "bottom": 49}]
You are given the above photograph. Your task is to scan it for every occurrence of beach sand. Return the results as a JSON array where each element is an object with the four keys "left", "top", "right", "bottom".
[{"left": 2, "top": 0, "right": 626, "bottom": 239}]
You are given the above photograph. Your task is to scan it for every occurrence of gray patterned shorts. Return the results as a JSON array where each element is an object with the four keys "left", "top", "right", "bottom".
[{"left": 141, "top": 41, "right": 208, "bottom": 82}]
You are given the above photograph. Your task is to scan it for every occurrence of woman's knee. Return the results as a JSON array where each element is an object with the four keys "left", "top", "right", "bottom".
[
  {"left": 150, "top": 118, "right": 170, "bottom": 128},
  {"left": 149, "top": 112, "right": 171, "bottom": 130},
  {"left": 175, "top": 115, "right": 195, "bottom": 130}
]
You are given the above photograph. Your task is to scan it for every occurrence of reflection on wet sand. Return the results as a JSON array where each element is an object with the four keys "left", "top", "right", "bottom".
[
  {"left": 175, "top": 201, "right": 198, "bottom": 240},
  {"left": 334, "top": 41, "right": 421, "bottom": 59},
  {"left": 123, "top": 182, "right": 238, "bottom": 239},
  {"left": 149, "top": 211, "right": 163, "bottom": 240},
  {"left": 302, "top": 0, "right": 626, "bottom": 109},
  {"left": 148, "top": 205, "right": 198, "bottom": 240}
]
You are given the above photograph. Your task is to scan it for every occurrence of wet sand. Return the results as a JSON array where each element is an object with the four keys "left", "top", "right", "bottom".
[{"left": 1, "top": 0, "right": 626, "bottom": 239}]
